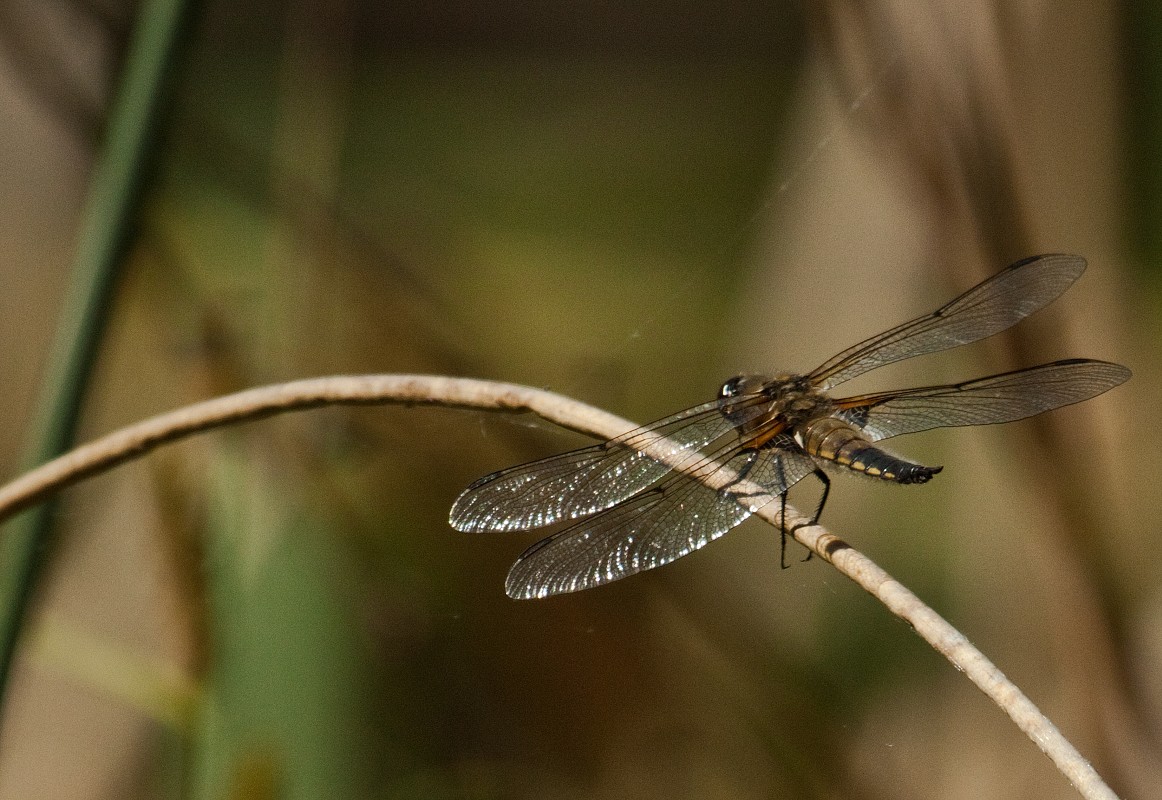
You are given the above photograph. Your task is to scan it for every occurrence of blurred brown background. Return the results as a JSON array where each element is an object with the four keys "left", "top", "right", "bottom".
[{"left": 0, "top": 1, "right": 1157, "bottom": 798}]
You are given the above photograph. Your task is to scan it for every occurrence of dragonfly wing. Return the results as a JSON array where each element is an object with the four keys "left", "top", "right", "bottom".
[
  {"left": 450, "top": 400, "right": 744, "bottom": 533},
  {"left": 834, "top": 359, "right": 1130, "bottom": 441},
  {"left": 726, "top": 434, "right": 819, "bottom": 512},
  {"left": 504, "top": 444, "right": 818, "bottom": 598},
  {"left": 810, "top": 254, "right": 1087, "bottom": 390}
]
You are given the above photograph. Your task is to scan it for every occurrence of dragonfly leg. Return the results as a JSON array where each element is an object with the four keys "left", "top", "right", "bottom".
[
  {"left": 787, "top": 468, "right": 830, "bottom": 563},
  {"left": 779, "top": 490, "right": 791, "bottom": 569},
  {"left": 773, "top": 454, "right": 792, "bottom": 569}
]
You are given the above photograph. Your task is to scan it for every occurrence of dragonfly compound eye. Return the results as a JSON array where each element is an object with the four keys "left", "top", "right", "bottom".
[{"left": 718, "top": 376, "right": 746, "bottom": 399}]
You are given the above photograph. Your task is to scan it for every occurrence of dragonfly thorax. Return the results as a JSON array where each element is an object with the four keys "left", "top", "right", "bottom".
[{"left": 717, "top": 373, "right": 836, "bottom": 438}]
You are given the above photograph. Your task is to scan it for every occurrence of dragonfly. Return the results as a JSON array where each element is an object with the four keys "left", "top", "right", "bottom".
[{"left": 450, "top": 254, "right": 1130, "bottom": 599}]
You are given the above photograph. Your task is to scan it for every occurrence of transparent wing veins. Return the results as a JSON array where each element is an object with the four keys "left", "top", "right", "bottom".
[
  {"left": 835, "top": 359, "right": 1130, "bottom": 441},
  {"left": 449, "top": 395, "right": 775, "bottom": 533},
  {"left": 504, "top": 436, "right": 818, "bottom": 598},
  {"left": 810, "top": 254, "right": 1086, "bottom": 390}
]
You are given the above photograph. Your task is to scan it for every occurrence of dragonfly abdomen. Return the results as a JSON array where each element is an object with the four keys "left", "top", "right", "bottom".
[{"left": 797, "top": 417, "right": 942, "bottom": 484}]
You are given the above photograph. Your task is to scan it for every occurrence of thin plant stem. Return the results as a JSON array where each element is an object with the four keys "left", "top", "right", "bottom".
[
  {"left": 0, "top": 0, "right": 197, "bottom": 722},
  {"left": 0, "top": 374, "right": 1120, "bottom": 800}
]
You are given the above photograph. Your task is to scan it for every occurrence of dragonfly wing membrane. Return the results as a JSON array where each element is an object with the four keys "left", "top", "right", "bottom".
[
  {"left": 450, "top": 400, "right": 742, "bottom": 532},
  {"left": 811, "top": 254, "right": 1087, "bottom": 390},
  {"left": 504, "top": 478, "right": 750, "bottom": 598},
  {"left": 836, "top": 359, "right": 1130, "bottom": 441},
  {"left": 504, "top": 444, "right": 818, "bottom": 598}
]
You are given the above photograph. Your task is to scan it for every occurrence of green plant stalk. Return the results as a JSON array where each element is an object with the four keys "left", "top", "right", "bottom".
[{"left": 0, "top": 0, "right": 196, "bottom": 721}]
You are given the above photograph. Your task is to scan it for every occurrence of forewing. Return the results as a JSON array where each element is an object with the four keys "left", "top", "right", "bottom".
[
  {"left": 450, "top": 395, "right": 773, "bottom": 533},
  {"left": 810, "top": 254, "right": 1087, "bottom": 390},
  {"left": 834, "top": 359, "right": 1130, "bottom": 441},
  {"left": 504, "top": 443, "right": 818, "bottom": 599}
]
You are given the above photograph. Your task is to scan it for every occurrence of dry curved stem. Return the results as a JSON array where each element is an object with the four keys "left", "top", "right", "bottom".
[{"left": 0, "top": 374, "right": 1118, "bottom": 800}]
